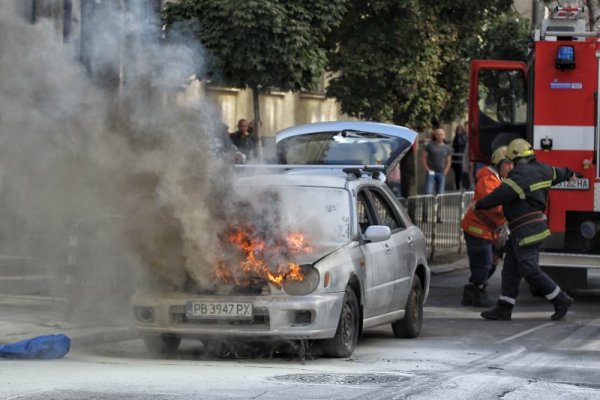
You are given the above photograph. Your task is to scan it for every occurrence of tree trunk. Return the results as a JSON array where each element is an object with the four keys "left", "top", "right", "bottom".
[
  {"left": 251, "top": 86, "right": 263, "bottom": 162},
  {"left": 585, "top": 0, "right": 596, "bottom": 30}
]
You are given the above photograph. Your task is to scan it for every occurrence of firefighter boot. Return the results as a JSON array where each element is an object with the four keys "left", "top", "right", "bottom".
[
  {"left": 471, "top": 285, "right": 495, "bottom": 308},
  {"left": 550, "top": 291, "right": 573, "bottom": 321},
  {"left": 481, "top": 300, "right": 513, "bottom": 321},
  {"left": 461, "top": 284, "right": 475, "bottom": 306}
]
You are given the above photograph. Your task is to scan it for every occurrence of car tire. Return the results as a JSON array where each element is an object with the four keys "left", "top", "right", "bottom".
[
  {"left": 392, "top": 275, "right": 423, "bottom": 338},
  {"left": 320, "top": 286, "right": 359, "bottom": 358},
  {"left": 142, "top": 334, "right": 181, "bottom": 354}
]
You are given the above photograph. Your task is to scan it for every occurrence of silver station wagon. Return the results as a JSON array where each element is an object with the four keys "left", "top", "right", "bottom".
[{"left": 131, "top": 121, "right": 430, "bottom": 358}]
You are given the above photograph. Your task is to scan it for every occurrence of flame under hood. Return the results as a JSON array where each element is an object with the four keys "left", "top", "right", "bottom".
[{"left": 211, "top": 184, "right": 351, "bottom": 288}]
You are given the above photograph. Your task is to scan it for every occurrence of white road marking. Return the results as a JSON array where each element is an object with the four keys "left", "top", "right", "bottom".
[{"left": 495, "top": 322, "right": 555, "bottom": 344}]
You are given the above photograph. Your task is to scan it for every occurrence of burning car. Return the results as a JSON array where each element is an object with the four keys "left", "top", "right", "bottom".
[{"left": 131, "top": 121, "right": 430, "bottom": 358}]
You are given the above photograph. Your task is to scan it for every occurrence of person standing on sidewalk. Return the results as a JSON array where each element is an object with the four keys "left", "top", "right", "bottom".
[
  {"left": 451, "top": 124, "right": 468, "bottom": 190},
  {"left": 460, "top": 146, "right": 512, "bottom": 307},
  {"left": 422, "top": 128, "right": 453, "bottom": 196},
  {"left": 421, "top": 128, "right": 452, "bottom": 222},
  {"left": 472, "top": 138, "right": 579, "bottom": 321},
  {"left": 231, "top": 119, "right": 256, "bottom": 160},
  {"left": 386, "top": 163, "right": 402, "bottom": 198}
]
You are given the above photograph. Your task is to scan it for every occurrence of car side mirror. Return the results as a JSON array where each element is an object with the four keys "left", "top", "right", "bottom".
[{"left": 364, "top": 225, "right": 391, "bottom": 242}]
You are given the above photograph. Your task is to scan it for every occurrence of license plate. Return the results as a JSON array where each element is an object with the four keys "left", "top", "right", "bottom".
[
  {"left": 186, "top": 302, "right": 253, "bottom": 320},
  {"left": 552, "top": 178, "right": 589, "bottom": 190}
]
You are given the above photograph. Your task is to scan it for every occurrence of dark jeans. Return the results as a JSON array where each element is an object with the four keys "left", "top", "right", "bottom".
[
  {"left": 500, "top": 235, "right": 558, "bottom": 302},
  {"left": 452, "top": 164, "right": 463, "bottom": 191},
  {"left": 464, "top": 232, "right": 493, "bottom": 286}
]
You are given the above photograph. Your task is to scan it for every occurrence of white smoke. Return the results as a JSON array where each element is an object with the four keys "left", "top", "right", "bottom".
[{"left": 0, "top": 1, "right": 238, "bottom": 317}]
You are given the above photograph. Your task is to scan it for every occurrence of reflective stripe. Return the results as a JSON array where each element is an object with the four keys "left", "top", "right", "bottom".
[
  {"left": 518, "top": 229, "right": 551, "bottom": 246},
  {"left": 530, "top": 180, "right": 552, "bottom": 191},
  {"left": 504, "top": 178, "right": 526, "bottom": 200},
  {"left": 545, "top": 286, "right": 560, "bottom": 301},
  {"left": 499, "top": 295, "right": 516, "bottom": 305},
  {"left": 468, "top": 225, "right": 484, "bottom": 235},
  {"left": 533, "top": 125, "right": 594, "bottom": 151},
  {"left": 522, "top": 149, "right": 534, "bottom": 157},
  {"left": 552, "top": 167, "right": 557, "bottom": 181}
]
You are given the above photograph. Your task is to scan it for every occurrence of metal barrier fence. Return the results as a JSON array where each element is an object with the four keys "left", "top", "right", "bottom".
[{"left": 404, "top": 191, "right": 474, "bottom": 260}]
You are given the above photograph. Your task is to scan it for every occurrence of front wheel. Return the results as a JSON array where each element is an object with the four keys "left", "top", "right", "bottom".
[
  {"left": 392, "top": 275, "right": 423, "bottom": 338},
  {"left": 142, "top": 334, "right": 181, "bottom": 355},
  {"left": 320, "top": 287, "right": 360, "bottom": 358}
]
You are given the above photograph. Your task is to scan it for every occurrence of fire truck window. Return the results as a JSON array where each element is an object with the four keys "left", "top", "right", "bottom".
[
  {"left": 478, "top": 70, "right": 527, "bottom": 124},
  {"left": 368, "top": 190, "right": 403, "bottom": 231}
]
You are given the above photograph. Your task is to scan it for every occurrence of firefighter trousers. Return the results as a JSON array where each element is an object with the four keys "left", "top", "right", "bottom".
[
  {"left": 499, "top": 235, "right": 559, "bottom": 304},
  {"left": 463, "top": 232, "right": 493, "bottom": 286}
]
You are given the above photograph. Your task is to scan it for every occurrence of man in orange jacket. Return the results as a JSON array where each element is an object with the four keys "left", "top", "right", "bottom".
[{"left": 460, "top": 146, "right": 513, "bottom": 307}]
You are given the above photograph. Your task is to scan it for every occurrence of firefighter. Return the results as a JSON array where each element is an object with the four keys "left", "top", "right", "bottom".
[
  {"left": 472, "top": 138, "right": 578, "bottom": 321},
  {"left": 460, "top": 146, "right": 512, "bottom": 307}
]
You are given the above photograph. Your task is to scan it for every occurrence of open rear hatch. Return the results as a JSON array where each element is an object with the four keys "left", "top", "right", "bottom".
[{"left": 276, "top": 121, "right": 417, "bottom": 175}]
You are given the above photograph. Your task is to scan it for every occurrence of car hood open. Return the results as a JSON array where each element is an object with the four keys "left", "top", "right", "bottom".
[{"left": 276, "top": 121, "right": 417, "bottom": 175}]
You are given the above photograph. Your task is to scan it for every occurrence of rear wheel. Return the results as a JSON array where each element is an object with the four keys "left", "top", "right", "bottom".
[
  {"left": 320, "top": 287, "right": 359, "bottom": 358},
  {"left": 392, "top": 275, "right": 423, "bottom": 338},
  {"left": 142, "top": 334, "right": 181, "bottom": 354}
]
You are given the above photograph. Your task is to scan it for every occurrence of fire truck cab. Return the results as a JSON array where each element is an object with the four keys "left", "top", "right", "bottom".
[{"left": 468, "top": 4, "right": 600, "bottom": 290}]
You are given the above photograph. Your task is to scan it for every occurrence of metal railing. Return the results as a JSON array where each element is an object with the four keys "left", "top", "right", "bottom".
[{"left": 404, "top": 191, "right": 474, "bottom": 260}]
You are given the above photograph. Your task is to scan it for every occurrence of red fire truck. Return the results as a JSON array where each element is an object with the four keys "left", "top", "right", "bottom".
[{"left": 468, "top": 4, "right": 600, "bottom": 290}]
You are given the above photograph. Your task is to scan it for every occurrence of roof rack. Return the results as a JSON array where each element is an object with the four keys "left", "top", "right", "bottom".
[{"left": 234, "top": 164, "right": 386, "bottom": 179}]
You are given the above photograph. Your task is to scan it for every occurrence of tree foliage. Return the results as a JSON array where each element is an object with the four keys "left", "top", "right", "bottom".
[
  {"left": 162, "top": 0, "right": 347, "bottom": 93},
  {"left": 326, "top": 0, "right": 527, "bottom": 131},
  {"left": 473, "top": 10, "right": 531, "bottom": 62}
]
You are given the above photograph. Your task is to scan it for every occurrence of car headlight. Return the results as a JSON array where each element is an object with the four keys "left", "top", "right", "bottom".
[{"left": 282, "top": 264, "right": 319, "bottom": 296}]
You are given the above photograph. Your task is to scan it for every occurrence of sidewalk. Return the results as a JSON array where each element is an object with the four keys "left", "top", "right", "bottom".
[
  {"left": 429, "top": 253, "right": 469, "bottom": 275},
  {"left": 0, "top": 294, "right": 136, "bottom": 346},
  {"left": 0, "top": 255, "right": 469, "bottom": 347}
]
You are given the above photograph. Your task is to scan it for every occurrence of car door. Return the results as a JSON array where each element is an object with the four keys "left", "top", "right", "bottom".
[
  {"left": 358, "top": 189, "right": 402, "bottom": 318},
  {"left": 366, "top": 188, "right": 412, "bottom": 312}
]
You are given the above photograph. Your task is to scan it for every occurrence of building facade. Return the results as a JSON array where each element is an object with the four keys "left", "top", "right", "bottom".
[{"left": 21, "top": 0, "right": 342, "bottom": 139}]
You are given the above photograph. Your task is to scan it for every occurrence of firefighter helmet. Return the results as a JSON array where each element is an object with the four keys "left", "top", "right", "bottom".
[
  {"left": 507, "top": 138, "right": 534, "bottom": 160},
  {"left": 490, "top": 146, "right": 508, "bottom": 166}
]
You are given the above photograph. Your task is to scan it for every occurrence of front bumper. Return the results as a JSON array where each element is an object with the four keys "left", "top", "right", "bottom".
[{"left": 131, "top": 291, "right": 345, "bottom": 340}]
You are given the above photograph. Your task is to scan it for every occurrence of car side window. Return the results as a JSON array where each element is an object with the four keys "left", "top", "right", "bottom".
[
  {"left": 368, "top": 189, "right": 404, "bottom": 231},
  {"left": 357, "top": 191, "right": 374, "bottom": 234}
]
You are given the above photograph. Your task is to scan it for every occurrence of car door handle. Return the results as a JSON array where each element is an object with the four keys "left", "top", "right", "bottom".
[
  {"left": 407, "top": 236, "right": 414, "bottom": 247},
  {"left": 384, "top": 243, "right": 392, "bottom": 255}
]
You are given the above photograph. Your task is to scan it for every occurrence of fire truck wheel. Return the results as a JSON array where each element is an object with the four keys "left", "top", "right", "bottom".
[
  {"left": 320, "top": 286, "right": 359, "bottom": 358},
  {"left": 391, "top": 275, "right": 423, "bottom": 338},
  {"left": 142, "top": 334, "right": 181, "bottom": 354}
]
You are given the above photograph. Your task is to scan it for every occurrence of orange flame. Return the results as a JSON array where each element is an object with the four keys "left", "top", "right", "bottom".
[{"left": 215, "top": 223, "right": 312, "bottom": 287}]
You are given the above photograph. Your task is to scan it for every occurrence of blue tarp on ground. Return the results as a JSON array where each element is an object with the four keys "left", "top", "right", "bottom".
[{"left": 0, "top": 334, "right": 70, "bottom": 359}]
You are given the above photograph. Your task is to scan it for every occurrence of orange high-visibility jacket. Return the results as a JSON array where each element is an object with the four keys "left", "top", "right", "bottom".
[{"left": 461, "top": 166, "right": 506, "bottom": 241}]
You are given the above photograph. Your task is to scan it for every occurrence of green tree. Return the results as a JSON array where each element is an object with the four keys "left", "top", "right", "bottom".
[
  {"left": 162, "top": 0, "right": 347, "bottom": 158},
  {"left": 325, "top": 0, "right": 525, "bottom": 195},
  {"left": 326, "top": 0, "right": 515, "bottom": 131},
  {"left": 470, "top": 10, "right": 531, "bottom": 62}
]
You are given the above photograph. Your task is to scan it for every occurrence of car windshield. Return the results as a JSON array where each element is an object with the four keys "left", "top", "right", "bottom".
[
  {"left": 277, "top": 130, "right": 404, "bottom": 165},
  {"left": 236, "top": 184, "right": 352, "bottom": 253}
]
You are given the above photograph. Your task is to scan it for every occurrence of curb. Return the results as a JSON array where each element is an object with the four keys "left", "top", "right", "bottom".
[{"left": 429, "top": 257, "right": 469, "bottom": 276}]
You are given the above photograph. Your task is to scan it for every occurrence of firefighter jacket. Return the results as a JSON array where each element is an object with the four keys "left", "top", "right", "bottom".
[
  {"left": 475, "top": 158, "right": 574, "bottom": 247},
  {"left": 461, "top": 166, "right": 505, "bottom": 241}
]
